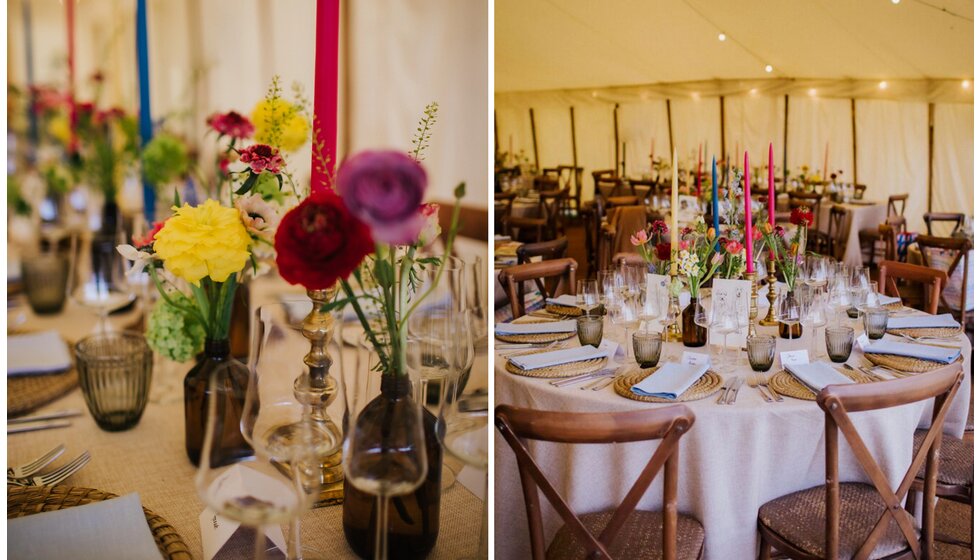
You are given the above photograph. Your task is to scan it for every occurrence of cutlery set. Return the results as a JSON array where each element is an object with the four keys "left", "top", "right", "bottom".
[
  {"left": 747, "top": 374, "right": 782, "bottom": 402},
  {"left": 7, "top": 444, "right": 91, "bottom": 487},
  {"left": 716, "top": 377, "right": 744, "bottom": 404},
  {"left": 8, "top": 409, "right": 83, "bottom": 434}
]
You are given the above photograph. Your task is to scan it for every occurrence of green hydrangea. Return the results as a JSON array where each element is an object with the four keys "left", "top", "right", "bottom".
[
  {"left": 146, "top": 296, "right": 205, "bottom": 362},
  {"left": 251, "top": 171, "right": 286, "bottom": 204},
  {"left": 141, "top": 134, "right": 189, "bottom": 185}
]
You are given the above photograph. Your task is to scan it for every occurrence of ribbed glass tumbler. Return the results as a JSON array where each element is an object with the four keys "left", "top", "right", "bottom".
[{"left": 75, "top": 332, "right": 153, "bottom": 431}]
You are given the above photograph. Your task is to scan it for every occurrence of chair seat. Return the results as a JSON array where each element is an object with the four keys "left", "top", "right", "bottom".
[
  {"left": 913, "top": 429, "right": 974, "bottom": 488},
  {"left": 759, "top": 483, "right": 918, "bottom": 560},
  {"left": 607, "top": 196, "right": 640, "bottom": 207},
  {"left": 546, "top": 509, "right": 704, "bottom": 560}
]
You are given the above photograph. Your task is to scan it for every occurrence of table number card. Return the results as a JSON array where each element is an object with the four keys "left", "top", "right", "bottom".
[{"left": 708, "top": 279, "right": 753, "bottom": 349}]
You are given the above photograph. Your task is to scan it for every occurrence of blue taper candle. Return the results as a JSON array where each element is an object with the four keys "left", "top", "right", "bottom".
[
  {"left": 136, "top": 0, "right": 155, "bottom": 221},
  {"left": 712, "top": 156, "right": 720, "bottom": 240}
]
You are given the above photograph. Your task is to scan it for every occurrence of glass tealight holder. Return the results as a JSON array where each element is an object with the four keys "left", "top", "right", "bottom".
[
  {"left": 746, "top": 335, "right": 776, "bottom": 372},
  {"left": 632, "top": 332, "right": 663, "bottom": 369},
  {"left": 863, "top": 307, "right": 889, "bottom": 340},
  {"left": 825, "top": 327, "right": 855, "bottom": 363},
  {"left": 576, "top": 315, "right": 604, "bottom": 347}
]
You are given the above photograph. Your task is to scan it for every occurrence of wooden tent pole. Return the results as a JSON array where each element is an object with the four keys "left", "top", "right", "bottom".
[
  {"left": 719, "top": 95, "right": 726, "bottom": 161},
  {"left": 927, "top": 103, "right": 935, "bottom": 212},
  {"left": 570, "top": 106, "right": 579, "bottom": 192},
  {"left": 666, "top": 98, "right": 674, "bottom": 157},
  {"left": 494, "top": 110, "right": 500, "bottom": 156},
  {"left": 850, "top": 98, "right": 858, "bottom": 184},
  {"left": 529, "top": 108, "right": 540, "bottom": 171},
  {"left": 783, "top": 94, "right": 789, "bottom": 192},
  {"left": 613, "top": 104, "right": 620, "bottom": 175}
]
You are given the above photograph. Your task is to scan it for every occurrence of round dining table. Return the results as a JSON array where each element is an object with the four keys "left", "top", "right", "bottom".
[{"left": 493, "top": 307, "right": 972, "bottom": 560}]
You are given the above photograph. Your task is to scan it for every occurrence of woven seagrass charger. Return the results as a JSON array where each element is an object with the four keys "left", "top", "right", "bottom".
[
  {"left": 7, "top": 486, "right": 192, "bottom": 560},
  {"left": 613, "top": 368, "right": 724, "bottom": 403},
  {"left": 768, "top": 368, "right": 871, "bottom": 401}
]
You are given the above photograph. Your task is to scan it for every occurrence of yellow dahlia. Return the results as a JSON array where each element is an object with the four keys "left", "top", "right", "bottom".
[
  {"left": 153, "top": 200, "right": 251, "bottom": 285},
  {"left": 251, "top": 98, "right": 309, "bottom": 152}
]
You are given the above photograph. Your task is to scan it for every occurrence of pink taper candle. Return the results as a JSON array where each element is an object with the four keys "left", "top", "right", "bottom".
[
  {"left": 768, "top": 142, "right": 775, "bottom": 227},
  {"left": 744, "top": 151, "right": 754, "bottom": 273},
  {"left": 695, "top": 143, "right": 702, "bottom": 198},
  {"left": 823, "top": 141, "right": 829, "bottom": 183},
  {"left": 310, "top": 0, "right": 340, "bottom": 194}
]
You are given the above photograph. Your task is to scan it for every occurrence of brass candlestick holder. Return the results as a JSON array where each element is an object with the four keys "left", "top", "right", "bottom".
[
  {"left": 268, "top": 285, "right": 345, "bottom": 507},
  {"left": 665, "top": 271, "right": 683, "bottom": 342},
  {"left": 760, "top": 257, "right": 779, "bottom": 326},
  {"left": 745, "top": 270, "right": 759, "bottom": 338}
]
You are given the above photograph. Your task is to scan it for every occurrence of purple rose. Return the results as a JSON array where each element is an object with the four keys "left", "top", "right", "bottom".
[{"left": 337, "top": 150, "right": 428, "bottom": 245}]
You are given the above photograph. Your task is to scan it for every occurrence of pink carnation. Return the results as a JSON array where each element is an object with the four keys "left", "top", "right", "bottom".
[
  {"left": 207, "top": 111, "right": 255, "bottom": 139},
  {"left": 238, "top": 144, "right": 284, "bottom": 174}
]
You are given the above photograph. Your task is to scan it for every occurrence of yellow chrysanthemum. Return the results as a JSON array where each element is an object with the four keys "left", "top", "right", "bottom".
[
  {"left": 153, "top": 200, "right": 251, "bottom": 285},
  {"left": 48, "top": 115, "right": 70, "bottom": 144},
  {"left": 251, "top": 98, "right": 309, "bottom": 152}
]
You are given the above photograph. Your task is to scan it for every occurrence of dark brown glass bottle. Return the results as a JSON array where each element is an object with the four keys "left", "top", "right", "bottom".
[
  {"left": 342, "top": 377, "right": 442, "bottom": 559},
  {"left": 681, "top": 303, "right": 707, "bottom": 347},
  {"left": 184, "top": 339, "right": 253, "bottom": 466}
]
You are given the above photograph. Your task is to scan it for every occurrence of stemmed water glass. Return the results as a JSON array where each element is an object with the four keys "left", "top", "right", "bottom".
[
  {"left": 693, "top": 287, "right": 714, "bottom": 358},
  {"left": 72, "top": 231, "right": 135, "bottom": 332},
  {"left": 576, "top": 279, "right": 601, "bottom": 315},
  {"left": 828, "top": 273, "right": 851, "bottom": 327},
  {"left": 609, "top": 293, "right": 640, "bottom": 359},
  {"left": 777, "top": 287, "right": 802, "bottom": 341},
  {"left": 639, "top": 280, "right": 665, "bottom": 333},
  {"left": 463, "top": 257, "right": 488, "bottom": 350},
  {"left": 598, "top": 269, "right": 619, "bottom": 308},
  {"left": 710, "top": 293, "right": 739, "bottom": 371},
  {"left": 804, "top": 255, "right": 829, "bottom": 290},
  {"left": 800, "top": 286, "right": 828, "bottom": 359},
  {"left": 855, "top": 280, "right": 881, "bottom": 316}
]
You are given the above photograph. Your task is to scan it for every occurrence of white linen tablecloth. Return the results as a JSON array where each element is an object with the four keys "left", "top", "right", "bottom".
[{"left": 494, "top": 312, "right": 972, "bottom": 560}]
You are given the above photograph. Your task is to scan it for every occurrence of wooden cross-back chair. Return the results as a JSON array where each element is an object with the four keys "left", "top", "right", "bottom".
[
  {"left": 535, "top": 175, "right": 560, "bottom": 193},
  {"left": 886, "top": 194, "right": 909, "bottom": 232},
  {"left": 877, "top": 260, "right": 947, "bottom": 316},
  {"left": 498, "top": 258, "right": 577, "bottom": 319},
  {"left": 914, "top": 235, "right": 972, "bottom": 327},
  {"left": 789, "top": 192, "right": 827, "bottom": 253},
  {"left": 826, "top": 205, "right": 848, "bottom": 259},
  {"left": 539, "top": 188, "right": 568, "bottom": 239},
  {"left": 758, "top": 363, "right": 965, "bottom": 560},
  {"left": 612, "top": 252, "right": 647, "bottom": 268},
  {"left": 495, "top": 405, "right": 705, "bottom": 560},
  {"left": 518, "top": 237, "right": 570, "bottom": 295},
  {"left": 556, "top": 165, "right": 584, "bottom": 218},
  {"left": 600, "top": 205, "right": 649, "bottom": 274},
  {"left": 922, "top": 213, "right": 965, "bottom": 237},
  {"left": 853, "top": 184, "right": 867, "bottom": 200},
  {"left": 495, "top": 192, "right": 517, "bottom": 232},
  {"left": 906, "top": 427, "right": 973, "bottom": 551},
  {"left": 583, "top": 197, "right": 607, "bottom": 278}
]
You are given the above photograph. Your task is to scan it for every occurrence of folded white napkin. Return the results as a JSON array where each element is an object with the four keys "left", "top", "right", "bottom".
[
  {"left": 495, "top": 319, "right": 577, "bottom": 335},
  {"left": 887, "top": 313, "right": 960, "bottom": 330},
  {"left": 785, "top": 362, "right": 855, "bottom": 391},
  {"left": 8, "top": 331, "right": 72, "bottom": 376},
  {"left": 630, "top": 363, "right": 710, "bottom": 400},
  {"left": 864, "top": 340, "right": 961, "bottom": 364},
  {"left": 509, "top": 340, "right": 616, "bottom": 370},
  {"left": 8, "top": 493, "right": 162, "bottom": 560},
  {"left": 878, "top": 294, "right": 901, "bottom": 306},
  {"left": 546, "top": 294, "right": 579, "bottom": 307}
]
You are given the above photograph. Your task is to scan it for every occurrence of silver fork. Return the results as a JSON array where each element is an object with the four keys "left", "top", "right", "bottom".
[
  {"left": 759, "top": 374, "right": 783, "bottom": 402},
  {"left": 7, "top": 444, "right": 66, "bottom": 479},
  {"left": 747, "top": 374, "right": 772, "bottom": 402},
  {"left": 716, "top": 377, "right": 734, "bottom": 404},
  {"left": 7, "top": 451, "right": 90, "bottom": 487}
]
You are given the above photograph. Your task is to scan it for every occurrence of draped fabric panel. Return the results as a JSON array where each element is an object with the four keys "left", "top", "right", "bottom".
[
  {"left": 932, "top": 103, "right": 974, "bottom": 216},
  {"left": 856, "top": 100, "right": 929, "bottom": 232},
  {"left": 618, "top": 101, "right": 670, "bottom": 177},
  {"left": 668, "top": 97, "right": 721, "bottom": 172},
  {"left": 785, "top": 96, "right": 853, "bottom": 182},
  {"left": 494, "top": 101, "right": 534, "bottom": 166},
  {"left": 571, "top": 100, "right": 616, "bottom": 202},
  {"left": 531, "top": 94, "right": 574, "bottom": 171},
  {"left": 723, "top": 94, "right": 785, "bottom": 177}
]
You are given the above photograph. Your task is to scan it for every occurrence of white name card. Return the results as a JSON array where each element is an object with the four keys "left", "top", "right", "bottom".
[
  {"left": 780, "top": 350, "right": 810, "bottom": 368},
  {"left": 682, "top": 351, "right": 711, "bottom": 366}
]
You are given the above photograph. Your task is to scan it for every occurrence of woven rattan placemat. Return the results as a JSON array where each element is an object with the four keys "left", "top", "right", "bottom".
[
  {"left": 769, "top": 368, "right": 870, "bottom": 401},
  {"left": 544, "top": 303, "right": 583, "bottom": 317},
  {"left": 613, "top": 369, "right": 724, "bottom": 403},
  {"left": 864, "top": 353, "right": 963, "bottom": 374},
  {"left": 495, "top": 331, "right": 575, "bottom": 344},
  {"left": 886, "top": 327, "right": 962, "bottom": 339},
  {"left": 8, "top": 368, "right": 78, "bottom": 418},
  {"left": 505, "top": 356, "right": 606, "bottom": 378},
  {"left": 7, "top": 486, "right": 192, "bottom": 560}
]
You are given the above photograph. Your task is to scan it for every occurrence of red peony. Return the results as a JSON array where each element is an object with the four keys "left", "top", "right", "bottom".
[
  {"left": 651, "top": 220, "right": 668, "bottom": 235},
  {"left": 274, "top": 190, "right": 375, "bottom": 290},
  {"left": 681, "top": 226, "right": 693, "bottom": 236},
  {"left": 207, "top": 111, "right": 254, "bottom": 139},
  {"left": 774, "top": 225, "right": 786, "bottom": 237},
  {"left": 790, "top": 206, "right": 813, "bottom": 226},
  {"left": 238, "top": 144, "right": 284, "bottom": 174},
  {"left": 655, "top": 242, "right": 672, "bottom": 261}
]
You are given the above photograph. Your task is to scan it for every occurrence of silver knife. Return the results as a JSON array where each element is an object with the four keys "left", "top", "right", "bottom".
[
  {"left": 551, "top": 368, "right": 617, "bottom": 387},
  {"left": 727, "top": 377, "right": 745, "bottom": 404},
  {"left": 716, "top": 378, "right": 733, "bottom": 404},
  {"left": 8, "top": 419, "right": 72, "bottom": 434},
  {"left": 8, "top": 410, "right": 82, "bottom": 425}
]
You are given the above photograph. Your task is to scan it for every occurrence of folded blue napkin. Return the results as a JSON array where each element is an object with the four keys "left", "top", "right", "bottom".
[
  {"left": 864, "top": 340, "right": 961, "bottom": 364},
  {"left": 8, "top": 331, "right": 72, "bottom": 376},
  {"left": 546, "top": 294, "right": 579, "bottom": 307},
  {"left": 887, "top": 313, "right": 960, "bottom": 330},
  {"left": 878, "top": 294, "right": 901, "bottom": 306},
  {"left": 509, "top": 340, "right": 615, "bottom": 370},
  {"left": 785, "top": 362, "right": 855, "bottom": 391},
  {"left": 495, "top": 320, "right": 576, "bottom": 335},
  {"left": 630, "top": 363, "right": 710, "bottom": 399}
]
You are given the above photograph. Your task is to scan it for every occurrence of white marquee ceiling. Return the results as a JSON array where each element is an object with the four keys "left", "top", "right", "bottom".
[{"left": 495, "top": 0, "right": 974, "bottom": 92}]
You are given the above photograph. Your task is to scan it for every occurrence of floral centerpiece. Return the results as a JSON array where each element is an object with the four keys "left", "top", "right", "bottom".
[
  {"left": 631, "top": 220, "right": 671, "bottom": 274},
  {"left": 761, "top": 206, "right": 812, "bottom": 338},
  {"left": 676, "top": 216, "right": 723, "bottom": 299}
]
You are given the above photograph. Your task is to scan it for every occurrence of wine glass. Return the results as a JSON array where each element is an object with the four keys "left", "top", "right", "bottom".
[
  {"left": 598, "top": 269, "right": 621, "bottom": 307},
  {"left": 639, "top": 280, "right": 665, "bottom": 333},
  {"left": 609, "top": 294, "right": 640, "bottom": 359},
  {"left": 71, "top": 231, "right": 136, "bottom": 332},
  {"left": 828, "top": 274, "right": 851, "bottom": 327},
  {"left": 777, "top": 287, "right": 802, "bottom": 341},
  {"left": 693, "top": 288, "right": 714, "bottom": 359},
  {"left": 710, "top": 293, "right": 738, "bottom": 372},
  {"left": 805, "top": 255, "right": 829, "bottom": 289},
  {"left": 343, "top": 360, "right": 428, "bottom": 560},
  {"left": 576, "top": 279, "right": 600, "bottom": 315},
  {"left": 463, "top": 256, "right": 488, "bottom": 350},
  {"left": 800, "top": 286, "right": 828, "bottom": 359},
  {"left": 856, "top": 280, "right": 881, "bottom": 315}
]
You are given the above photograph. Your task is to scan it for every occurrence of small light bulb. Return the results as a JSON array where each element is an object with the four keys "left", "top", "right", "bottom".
[
  {"left": 718, "top": 33, "right": 726, "bottom": 41},
  {"left": 749, "top": 88, "right": 758, "bottom": 96},
  {"left": 891, "top": 0, "right": 900, "bottom": 4},
  {"left": 808, "top": 88, "right": 817, "bottom": 97},
  {"left": 962, "top": 80, "right": 971, "bottom": 89},
  {"left": 692, "top": 92, "right": 701, "bottom": 100},
  {"left": 878, "top": 81, "right": 888, "bottom": 89},
  {"left": 764, "top": 65, "right": 773, "bottom": 73}
]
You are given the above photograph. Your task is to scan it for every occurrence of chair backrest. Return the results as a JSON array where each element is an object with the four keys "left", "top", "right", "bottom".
[
  {"left": 505, "top": 215, "right": 547, "bottom": 244},
  {"left": 557, "top": 165, "right": 584, "bottom": 199},
  {"left": 495, "top": 404, "right": 696, "bottom": 560},
  {"left": 885, "top": 194, "right": 909, "bottom": 232},
  {"left": 914, "top": 235, "right": 972, "bottom": 323},
  {"left": 827, "top": 206, "right": 848, "bottom": 258},
  {"left": 498, "top": 258, "right": 577, "bottom": 318},
  {"left": 601, "top": 206, "right": 649, "bottom": 271},
  {"left": 612, "top": 252, "right": 647, "bottom": 268},
  {"left": 539, "top": 189, "right": 568, "bottom": 239},
  {"left": 853, "top": 184, "right": 867, "bottom": 200},
  {"left": 922, "top": 212, "right": 965, "bottom": 237},
  {"left": 816, "top": 363, "right": 964, "bottom": 560},
  {"left": 517, "top": 237, "right": 569, "bottom": 264},
  {"left": 877, "top": 260, "right": 947, "bottom": 315},
  {"left": 535, "top": 175, "right": 560, "bottom": 193}
]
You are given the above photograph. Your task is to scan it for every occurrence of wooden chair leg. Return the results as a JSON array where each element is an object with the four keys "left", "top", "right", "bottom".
[{"left": 759, "top": 530, "right": 771, "bottom": 560}]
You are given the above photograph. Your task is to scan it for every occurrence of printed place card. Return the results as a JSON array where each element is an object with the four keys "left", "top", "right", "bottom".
[
  {"left": 855, "top": 333, "right": 871, "bottom": 352},
  {"left": 681, "top": 351, "right": 710, "bottom": 366}
]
